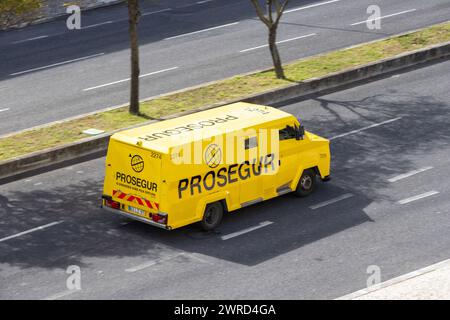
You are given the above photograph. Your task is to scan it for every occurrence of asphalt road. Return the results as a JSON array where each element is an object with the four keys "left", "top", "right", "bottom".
[
  {"left": 0, "top": 58, "right": 449, "bottom": 299},
  {"left": 0, "top": 0, "right": 449, "bottom": 135}
]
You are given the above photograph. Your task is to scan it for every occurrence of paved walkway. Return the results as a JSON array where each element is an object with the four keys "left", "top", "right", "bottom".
[
  {"left": 41, "top": 0, "right": 121, "bottom": 18},
  {"left": 1, "top": 0, "right": 122, "bottom": 30},
  {"left": 338, "top": 259, "right": 450, "bottom": 300}
]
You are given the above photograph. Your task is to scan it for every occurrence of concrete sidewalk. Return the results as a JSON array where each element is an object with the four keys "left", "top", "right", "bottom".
[
  {"left": 40, "top": 0, "right": 123, "bottom": 18},
  {"left": 338, "top": 259, "right": 450, "bottom": 300},
  {"left": 1, "top": 0, "right": 123, "bottom": 30}
]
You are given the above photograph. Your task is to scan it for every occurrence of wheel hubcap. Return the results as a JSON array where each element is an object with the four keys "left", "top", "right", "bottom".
[
  {"left": 205, "top": 207, "right": 218, "bottom": 225},
  {"left": 301, "top": 176, "right": 312, "bottom": 190}
]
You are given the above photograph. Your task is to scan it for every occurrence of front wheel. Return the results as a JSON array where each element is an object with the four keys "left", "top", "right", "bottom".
[
  {"left": 295, "top": 169, "right": 316, "bottom": 197},
  {"left": 200, "top": 202, "right": 223, "bottom": 231}
]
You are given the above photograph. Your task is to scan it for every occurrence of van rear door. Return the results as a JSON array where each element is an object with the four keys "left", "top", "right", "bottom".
[{"left": 103, "top": 138, "right": 162, "bottom": 219}]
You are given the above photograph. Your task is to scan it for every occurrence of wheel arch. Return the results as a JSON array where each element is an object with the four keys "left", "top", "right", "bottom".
[
  {"left": 194, "top": 192, "right": 230, "bottom": 221},
  {"left": 292, "top": 166, "right": 320, "bottom": 190}
]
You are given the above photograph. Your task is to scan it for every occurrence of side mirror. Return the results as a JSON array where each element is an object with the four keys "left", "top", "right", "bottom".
[{"left": 295, "top": 124, "right": 305, "bottom": 140}]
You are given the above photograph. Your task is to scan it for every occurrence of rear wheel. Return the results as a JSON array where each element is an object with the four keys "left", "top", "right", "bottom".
[
  {"left": 200, "top": 202, "right": 223, "bottom": 231},
  {"left": 295, "top": 169, "right": 316, "bottom": 197}
]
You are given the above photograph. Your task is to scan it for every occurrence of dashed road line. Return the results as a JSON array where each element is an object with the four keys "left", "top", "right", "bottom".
[
  {"left": 164, "top": 22, "right": 239, "bottom": 40},
  {"left": 12, "top": 35, "right": 49, "bottom": 44},
  {"left": 125, "top": 253, "right": 184, "bottom": 272},
  {"left": 10, "top": 53, "right": 105, "bottom": 76},
  {"left": 398, "top": 191, "right": 439, "bottom": 205},
  {"left": 351, "top": 9, "right": 417, "bottom": 26},
  {"left": 309, "top": 193, "right": 354, "bottom": 210},
  {"left": 329, "top": 117, "right": 402, "bottom": 140},
  {"left": 221, "top": 221, "right": 274, "bottom": 240},
  {"left": 142, "top": 8, "right": 172, "bottom": 16},
  {"left": 240, "top": 33, "right": 317, "bottom": 53},
  {"left": 82, "top": 21, "right": 113, "bottom": 29},
  {"left": 0, "top": 221, "right": 63, "bottom": 243},
  {"left": 285, "top": 0, "right": 341, "bottom": 14},
  {"left": 83, "top": 66, "right": 179, "bottom": 91},
  {"left": 0, "top": 108, "right": 10, "bottom": 113},
  {"left": 388, "top": 166, "right": 434, "bottom": 183},
  {"left": 43, "top": 289, "right": 80, "bottom": 300}
]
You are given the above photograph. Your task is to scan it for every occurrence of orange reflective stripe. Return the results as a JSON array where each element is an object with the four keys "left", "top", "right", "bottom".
[{"left": 113, "top": 190, "right": 159, "bottom": 210}]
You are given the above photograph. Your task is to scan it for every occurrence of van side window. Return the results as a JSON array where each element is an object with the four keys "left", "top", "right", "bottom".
[
  {"left": 279, "top": 125, "right": 296, "bottom": 141},
  {"left": 245, "top": 136, "right": 258, "bottom": 149}
]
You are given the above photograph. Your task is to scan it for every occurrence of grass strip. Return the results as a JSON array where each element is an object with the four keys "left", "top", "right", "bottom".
[{"left": 1, "top": 21, "right": 449, "bottom": 161}]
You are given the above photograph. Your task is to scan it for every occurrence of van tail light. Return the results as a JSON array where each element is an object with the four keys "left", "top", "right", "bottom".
[
  {"left": 105, "top": 199, "right": 120, "bottom": 210},
  {"left": 152, "top": 213, "right": 168, "bottom": 225}
]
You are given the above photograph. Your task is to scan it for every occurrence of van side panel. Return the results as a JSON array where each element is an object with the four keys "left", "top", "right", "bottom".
[{"left": 162, "top": 140, "right": 241, "bottom": 229}]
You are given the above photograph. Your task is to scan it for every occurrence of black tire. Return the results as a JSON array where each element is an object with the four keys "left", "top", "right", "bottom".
[
  {"left": 295, "top": 169, "right": 316, "bottom": 197},
  {"left": 200, "top": 202, "right": 223, "bottom": 231}
]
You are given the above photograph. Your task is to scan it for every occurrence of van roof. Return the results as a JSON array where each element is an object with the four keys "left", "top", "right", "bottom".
[{"left": 111, "top": 102, "right": 294, "bottom": 153}]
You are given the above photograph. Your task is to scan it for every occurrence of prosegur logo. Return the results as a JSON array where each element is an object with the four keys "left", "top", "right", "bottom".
[
  {"left": 138, "top": 115, "right": 239, "bottom": 142},
  {"left": 205, "top": 144, "right": 222, "bottom": 168},
  {"left": 130, "top": 154, "right": 144, "bottom": 173}
]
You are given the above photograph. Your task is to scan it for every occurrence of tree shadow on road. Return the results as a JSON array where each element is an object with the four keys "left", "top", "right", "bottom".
[{"left": 0, "top": 89, "right": 449, "bottom": 272}]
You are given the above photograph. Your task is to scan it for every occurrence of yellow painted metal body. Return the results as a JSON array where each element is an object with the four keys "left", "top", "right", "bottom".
[{"left": 102, "top": 102, "right": 330, "bottom": 230}]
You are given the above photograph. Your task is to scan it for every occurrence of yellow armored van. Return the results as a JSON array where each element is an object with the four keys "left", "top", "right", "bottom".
[{"left": 102, "top": 102, "right": 330, "bottom": 230}]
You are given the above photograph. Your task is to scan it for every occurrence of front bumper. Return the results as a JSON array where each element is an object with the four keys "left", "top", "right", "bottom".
[{"left": 101, "top": 205, "right": 172, "bottom": 230}]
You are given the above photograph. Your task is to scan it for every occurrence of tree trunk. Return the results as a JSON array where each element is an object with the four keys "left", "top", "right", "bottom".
[
  {"left": 128, "top": 0, "right": 140, "bottom": 115},
  {"left": 268, "top": 26, "right": 285, "bottom": 79}
]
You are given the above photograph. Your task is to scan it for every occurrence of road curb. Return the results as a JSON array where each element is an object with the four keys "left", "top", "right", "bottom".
[
  {"left": 3, "top": 0, "right": 125, "bottom": 31},
  {"left": 336, "top": 259, "right": 450, "bottom": 300},
  {"left": 1, "top": 41, "right": 449, "bottom": 180}
]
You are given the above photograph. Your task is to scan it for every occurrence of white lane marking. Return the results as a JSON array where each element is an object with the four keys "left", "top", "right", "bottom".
[
  {"left": 337, "top": 258, "right": 450, "bottom": 300},
  {"left": 165, "top": 22, "right": 239, "bottom": 40},
  {"left": 82, "top": 21, "right": 113, "bottom": 29},
  {"left": 329, "top": 117, "right": 402, "bottom": 140},
  {"left": 0, "top": 221, "right": 63, "bottom": 243},
  {"left": 221, "top": 221, "right": 274, "bottom": 240},
  {"left": 83, "top": 66, "right": 178, "bottom": 91},
  {"left": 125, "top": 253, "right": 184, "bottom": 272},
  {"left": 13, "top": 35, "right": 49, "bottom": 44},
  {"left": 388, "top": 166, "right": 434, "bottom": 183},
  {"left": 33, "top": 182, "right": 43, "bottom": 186},
  {"left": 0, "top": 108, "right": 10, "bottom": 113},
  {"left": 184, "top": 252, "right": 211, "bottom": 264},
  {"left": 309, "top": 193, "right": 354, "bottom": 210},
  {"left": 142, "top": 8, "right": 172, "bottom": 16},
  {"left": 351, "top": 9, "right": 417, "bottom": 26},
  {"left": 10, "top": 53, "right": 105, "bottom": 76},
  {"left": 197, "top": 0, "right": 213, "bottom": 4},
  {"left": 43, "top": 289, "right": 80, "bottom": 300},
  {"left": 240, "top": 33, "right": 317, "bottom": 53},
  {"left": 398, "top": 191, "right": 439, "bottom": 205},
  {"left": 285, "top": 0, "right": 341, "bottom": 14}
]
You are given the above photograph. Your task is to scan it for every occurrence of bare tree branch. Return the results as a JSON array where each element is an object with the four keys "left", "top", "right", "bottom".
[
  {"left": 274, "top": 0, "right": 289, "bottom": 25},
  {"left": 250, "top": 0, "right": 270, "bottom": 28},
  {"left": 267, "top": 0, "right": 273, "bottom": 24}
]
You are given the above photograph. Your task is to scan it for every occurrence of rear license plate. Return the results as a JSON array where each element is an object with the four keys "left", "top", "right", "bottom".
[{"left": 128, "top": 205, "right": 146, "bottom": 216}]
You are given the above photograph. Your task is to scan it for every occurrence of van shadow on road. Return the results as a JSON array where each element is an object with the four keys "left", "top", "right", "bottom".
[{"left": 0, "top": 90, "right": 449, "bottom": 270}]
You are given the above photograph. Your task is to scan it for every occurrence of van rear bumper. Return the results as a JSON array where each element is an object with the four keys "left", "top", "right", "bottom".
[{"left": 101, "top": 205, "right": 172, "bottom": 230}]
